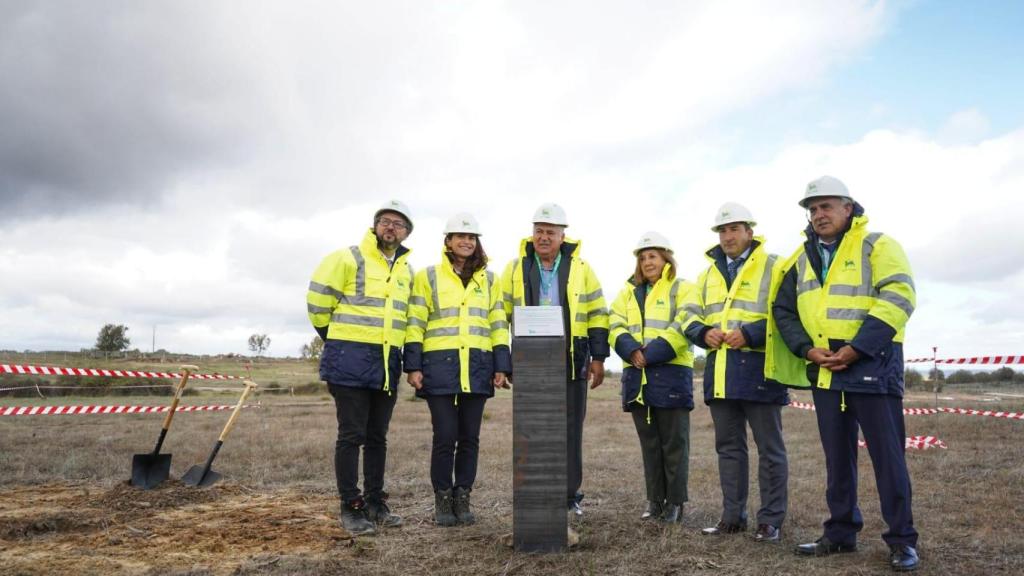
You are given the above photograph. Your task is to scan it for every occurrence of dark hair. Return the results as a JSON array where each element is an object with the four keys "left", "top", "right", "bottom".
[
  {"left": 445, "top": 234, "right": 488, "bottom": 285},
  {"left": 632, "top": 248, "right": 676, "bottom": 286}
]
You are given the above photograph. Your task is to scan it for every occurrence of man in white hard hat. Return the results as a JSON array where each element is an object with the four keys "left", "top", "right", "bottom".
[
  {"left": 307, "top": 200, "right": 415, "bottom": 535},
  {"left": 682, "top": 202, "right": 790, "bottom": 542},
  {"left": 501, "top": 202, "right": 610, "bottom": 516},
  {"left": 768, "top": 177, "right": 919, "bottom": 572}
]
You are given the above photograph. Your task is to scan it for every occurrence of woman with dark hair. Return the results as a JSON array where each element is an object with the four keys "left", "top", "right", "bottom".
[
  {"left": 404, "top": 213, "right": 511, "bottom": 526},
  {"left": 609, "top": 231, "right": 699, "bottom": 523}
]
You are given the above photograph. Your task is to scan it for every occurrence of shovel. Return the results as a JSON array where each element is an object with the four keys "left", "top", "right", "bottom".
[
  {"left": 182, "top": 380, "right": 258, "bottom": 488},
  {"left": 131, "top": 365, "right": 200, "bottom": 489}
]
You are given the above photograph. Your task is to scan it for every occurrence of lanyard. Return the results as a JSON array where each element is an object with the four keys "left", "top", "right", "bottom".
[{"left": 534, "top": 252, "right": 562, "bottom": 305}]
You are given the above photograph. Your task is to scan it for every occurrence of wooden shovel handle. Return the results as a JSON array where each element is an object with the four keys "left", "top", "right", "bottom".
[
  {"left": 161, "top": 365, "right": 200, "bottom": 430},
  {"left": 218, "top": 380, "right": 258, "bottom": 442}
]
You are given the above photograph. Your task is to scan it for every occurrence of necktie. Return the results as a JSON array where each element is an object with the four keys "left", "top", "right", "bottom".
[{"left": 727, "top": 257, "right": 744, "bottom": 282}]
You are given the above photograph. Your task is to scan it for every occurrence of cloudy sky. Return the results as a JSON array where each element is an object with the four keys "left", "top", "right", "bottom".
[{"left": 2, "top": 1, "right": 1022, "bottom": 362}]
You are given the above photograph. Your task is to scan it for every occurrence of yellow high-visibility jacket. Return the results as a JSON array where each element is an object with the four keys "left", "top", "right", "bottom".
[
  {"left": 307, "top": 229, "right": 413, "bottom": 392},
  {"left": 500, "top": 237, "right": 610, "bottom": 380},
  {"left": 686, "top": 238, "right": 789, "bottom": 405},
  {"left": 768, "top": 210, "right": 916, "bottom": 394},
  {"left": 609, "top": 264, "right": 696, "bottom": 410},
  {"left": 403, "top": 252, "right": 511, "bottom": 397}
]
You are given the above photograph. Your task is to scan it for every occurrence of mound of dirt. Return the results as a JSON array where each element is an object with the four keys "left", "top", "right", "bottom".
[{"left": 0, "top": 482, "right": 353, "bottom": 575}]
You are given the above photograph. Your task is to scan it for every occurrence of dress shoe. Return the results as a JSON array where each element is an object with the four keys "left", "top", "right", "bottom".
[
  {"left": 660, "top": 504, "right": 683, "bottom": 524},
  {"left": 641, "top": 501, "right": 663, "bottom": 521},
  {"left": 889, "top": 545, "right": 919, "bottom": 572},
  {"left": 795, "top": 536, "right": 857, "bottom": 556},
  {"left": 753, "top": 524, "right": 780, "bottom": 542},
  {"left": 701, "top": 520, "right": 747, "bottom": 535}
]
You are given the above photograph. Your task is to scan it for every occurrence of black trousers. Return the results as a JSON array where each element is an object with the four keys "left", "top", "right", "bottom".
[
  {"left": 329, "top": 384, "right": 397, "bottom": 503},
  {"left": 425, "top": 394, "right": 488, "bottom": 492},
  {"left": 709, "top": 400, "right": 788, "bottom": 527},
  {"left": 630, "top": 406, "right": 690, "bottom": 505},
  {"left": 812, "top": 388, "right": 918, "bottom": 547},
  {"left": 567, "top": 379, "right": 588, "bottom": 504}
]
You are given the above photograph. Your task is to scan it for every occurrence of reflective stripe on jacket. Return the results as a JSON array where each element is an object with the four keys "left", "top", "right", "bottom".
[
  {"left": 500, "top": 237, "right": 610, "bottom": 380},
  {"left": 768, "top": 211, "right": 916, "bottom": 394},
  {"left": 690, "top": 238, "right": 788, "bottom": 404},
  {"left": 403, "top": 252, "right": 511, "bottom": 397},
  {"left": 307, "top": 229, "right": 413, "bottom": 391},
  {"left": 609, "top": 264, "right": 696, "bottom": 411}
]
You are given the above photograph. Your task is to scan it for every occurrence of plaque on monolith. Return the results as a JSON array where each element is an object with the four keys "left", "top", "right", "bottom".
[{"left": 512, "top": 306, "right": 567, "bottom": 553}]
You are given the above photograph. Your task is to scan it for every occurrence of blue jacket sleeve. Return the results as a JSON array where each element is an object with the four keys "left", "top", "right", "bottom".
[
  {"left": 684, "top": 320, "right": 711, "bottom": 349},
  {"left": 493, "top": 344, "right": 513, "bottom": 374},
  {"left": 643, "top": 336, "right": 677, "bottom": 366},
  {"left": 403, "top": 342, "right": 423, "bottom": 372},
  {"left": 588, "top": 328, "right": 610, "bottom": 361},
  {"left": 740, "top": 319, "right": 767, "bottom": 349},
  {"left": 850, "top": 316, "right": 897, "bottom": 358},
  {"left": 613, "top": 333, "right": 642, "bottom": 361},
  {"left": 772, "top": 266, "right": 814, "bottom": 359}
]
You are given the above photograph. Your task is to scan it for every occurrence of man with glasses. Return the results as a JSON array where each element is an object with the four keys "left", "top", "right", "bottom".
[
  {"left": 769, "top": 176, "right": 919, "bottom": 572},
  {"left": 307, "top": 200, "right": 415, "bottom": 535}
]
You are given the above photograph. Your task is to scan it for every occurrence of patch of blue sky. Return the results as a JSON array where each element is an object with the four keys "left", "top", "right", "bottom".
[{"left": 704, "top": 1, "right": 1024, "bottom": 165}]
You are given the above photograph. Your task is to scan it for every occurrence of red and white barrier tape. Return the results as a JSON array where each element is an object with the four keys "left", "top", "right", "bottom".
[
  {"left": 857, "top": 436, "right": 946, "bottom": 450},
  {"left": 788, "top": 402, "right": 1022, "bottom": 420},
  {"left": 905, "top": 355, "right": 1024, "bottom": 365},
  {"left": 0, "top": 404, "right": 253, "bottom": 416},
  {"left": 1, "top": 364, "right": 243, "bottom": 380},
  {"left": 936, "top": 407, "right": 1024, "bottom": 420}
]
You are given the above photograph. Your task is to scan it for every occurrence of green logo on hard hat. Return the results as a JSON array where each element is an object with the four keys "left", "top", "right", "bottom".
[
  {"left": 542, "top": 209, "right": 550, "bottom": 216},
  {"left": 722, "top": 211, "right": 730, "bottom": 218},
  {"left": 643, "top": 237, "right": 651, "bottom": 243},
  {"left": 462, "top": 220, "right": 470, "bottom": 227},
  {"left": 808, "top": 184, "right": 817, "bottom": 192}
]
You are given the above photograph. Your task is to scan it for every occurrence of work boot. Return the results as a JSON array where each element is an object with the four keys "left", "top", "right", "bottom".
[
  {"left": 366, "top": 491, "right": 403, "bottom": 528},
  {"left": 340, "top": 497, "right": 376, "bottom": 536},
  {"left": 434, "top": 489, "right": 457, "bottom": 527},
  {"left": 453, "top": 487, "right": 476, "bottom": 525}
]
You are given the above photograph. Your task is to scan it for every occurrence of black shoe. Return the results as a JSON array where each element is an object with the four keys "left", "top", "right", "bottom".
[
  {"left": 754, "top": 524, "right": 781, "bottom": 543},
  {"left": 660, "top": 504, "right": 683, "bottom": 524},
  {"left": 889, "top": 545, "right": 919, "bottom": 572},
  {"left": 365, "top": 492, "right": 403, "bottom": 528},
  {"left": 641, "top": 501, "right": 663, "bottom": 521},
  {"left": 453, "top": 487, "right": 476, "bottom": 525},
  {"left": 340, "top": 497, "right": 376, "bottom": 536},
  {"left": 434, "top": 489, "right": 458, "bottom": 527},
  {"left": 795, "top": 536, "right": 857, "bottom": 556},
  {"left": 701, "top": 520, "right": 747, "bottom": 535}
]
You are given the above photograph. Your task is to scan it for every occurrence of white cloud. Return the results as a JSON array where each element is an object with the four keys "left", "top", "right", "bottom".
[{"left": 27, "top": 1, "right": 1024, "bottom": 363}]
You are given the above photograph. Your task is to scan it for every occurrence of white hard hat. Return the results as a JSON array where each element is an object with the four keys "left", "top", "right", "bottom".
[
  {"left": 800, "top": 176, "right": 854, "bottom": 208},
  {"left": 633, "top": 231, "right": 673, "bottom": 255},
  {"left": 712, "top": 202, "right": 757, "bottom": 231},
  {"left": 443, "top": 212, "right": 482, "bottom": 235},
  {"left": 532, "top": 203, "right": 569, "bottom": 227},
  {"left": 374, "top": 199, "right": 414, "bottom": 232}
]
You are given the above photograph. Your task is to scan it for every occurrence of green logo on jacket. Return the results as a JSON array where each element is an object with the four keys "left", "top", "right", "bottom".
[{"left": 844, "top": 260, "right": 855, "bottom": 269}]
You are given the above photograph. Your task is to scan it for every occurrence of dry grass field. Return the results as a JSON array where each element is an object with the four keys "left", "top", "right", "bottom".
[{"left": 2, "top": 357, "right": 1023, "bottom": 575}]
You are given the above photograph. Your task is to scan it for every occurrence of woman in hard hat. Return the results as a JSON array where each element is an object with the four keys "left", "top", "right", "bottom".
[
  {"left": 404, "top": 213, "right": 511, "bottom": 527},
  {"left": 608, "top": 231, "right": 699, "bottom": 523}
]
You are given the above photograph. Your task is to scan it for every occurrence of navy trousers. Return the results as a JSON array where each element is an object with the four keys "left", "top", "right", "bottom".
[
  {"left": 811, "top": 388, "right": 918, "bottom": 547},
  {"left": 425, "top": 394, "right": 488, "bottom": 492}
]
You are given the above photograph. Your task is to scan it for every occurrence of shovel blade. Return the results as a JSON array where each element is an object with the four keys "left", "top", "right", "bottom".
[
  {"left": 182, "top": 465, "right": 222, "bottom": 488},
  {"left": 131, "top": 453, "right": 172, "bottom": 490}
]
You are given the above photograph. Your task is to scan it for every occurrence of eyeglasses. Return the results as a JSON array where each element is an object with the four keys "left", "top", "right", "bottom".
[{"left": 377, "top": 217, "right": 409, "bottom": 231}]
